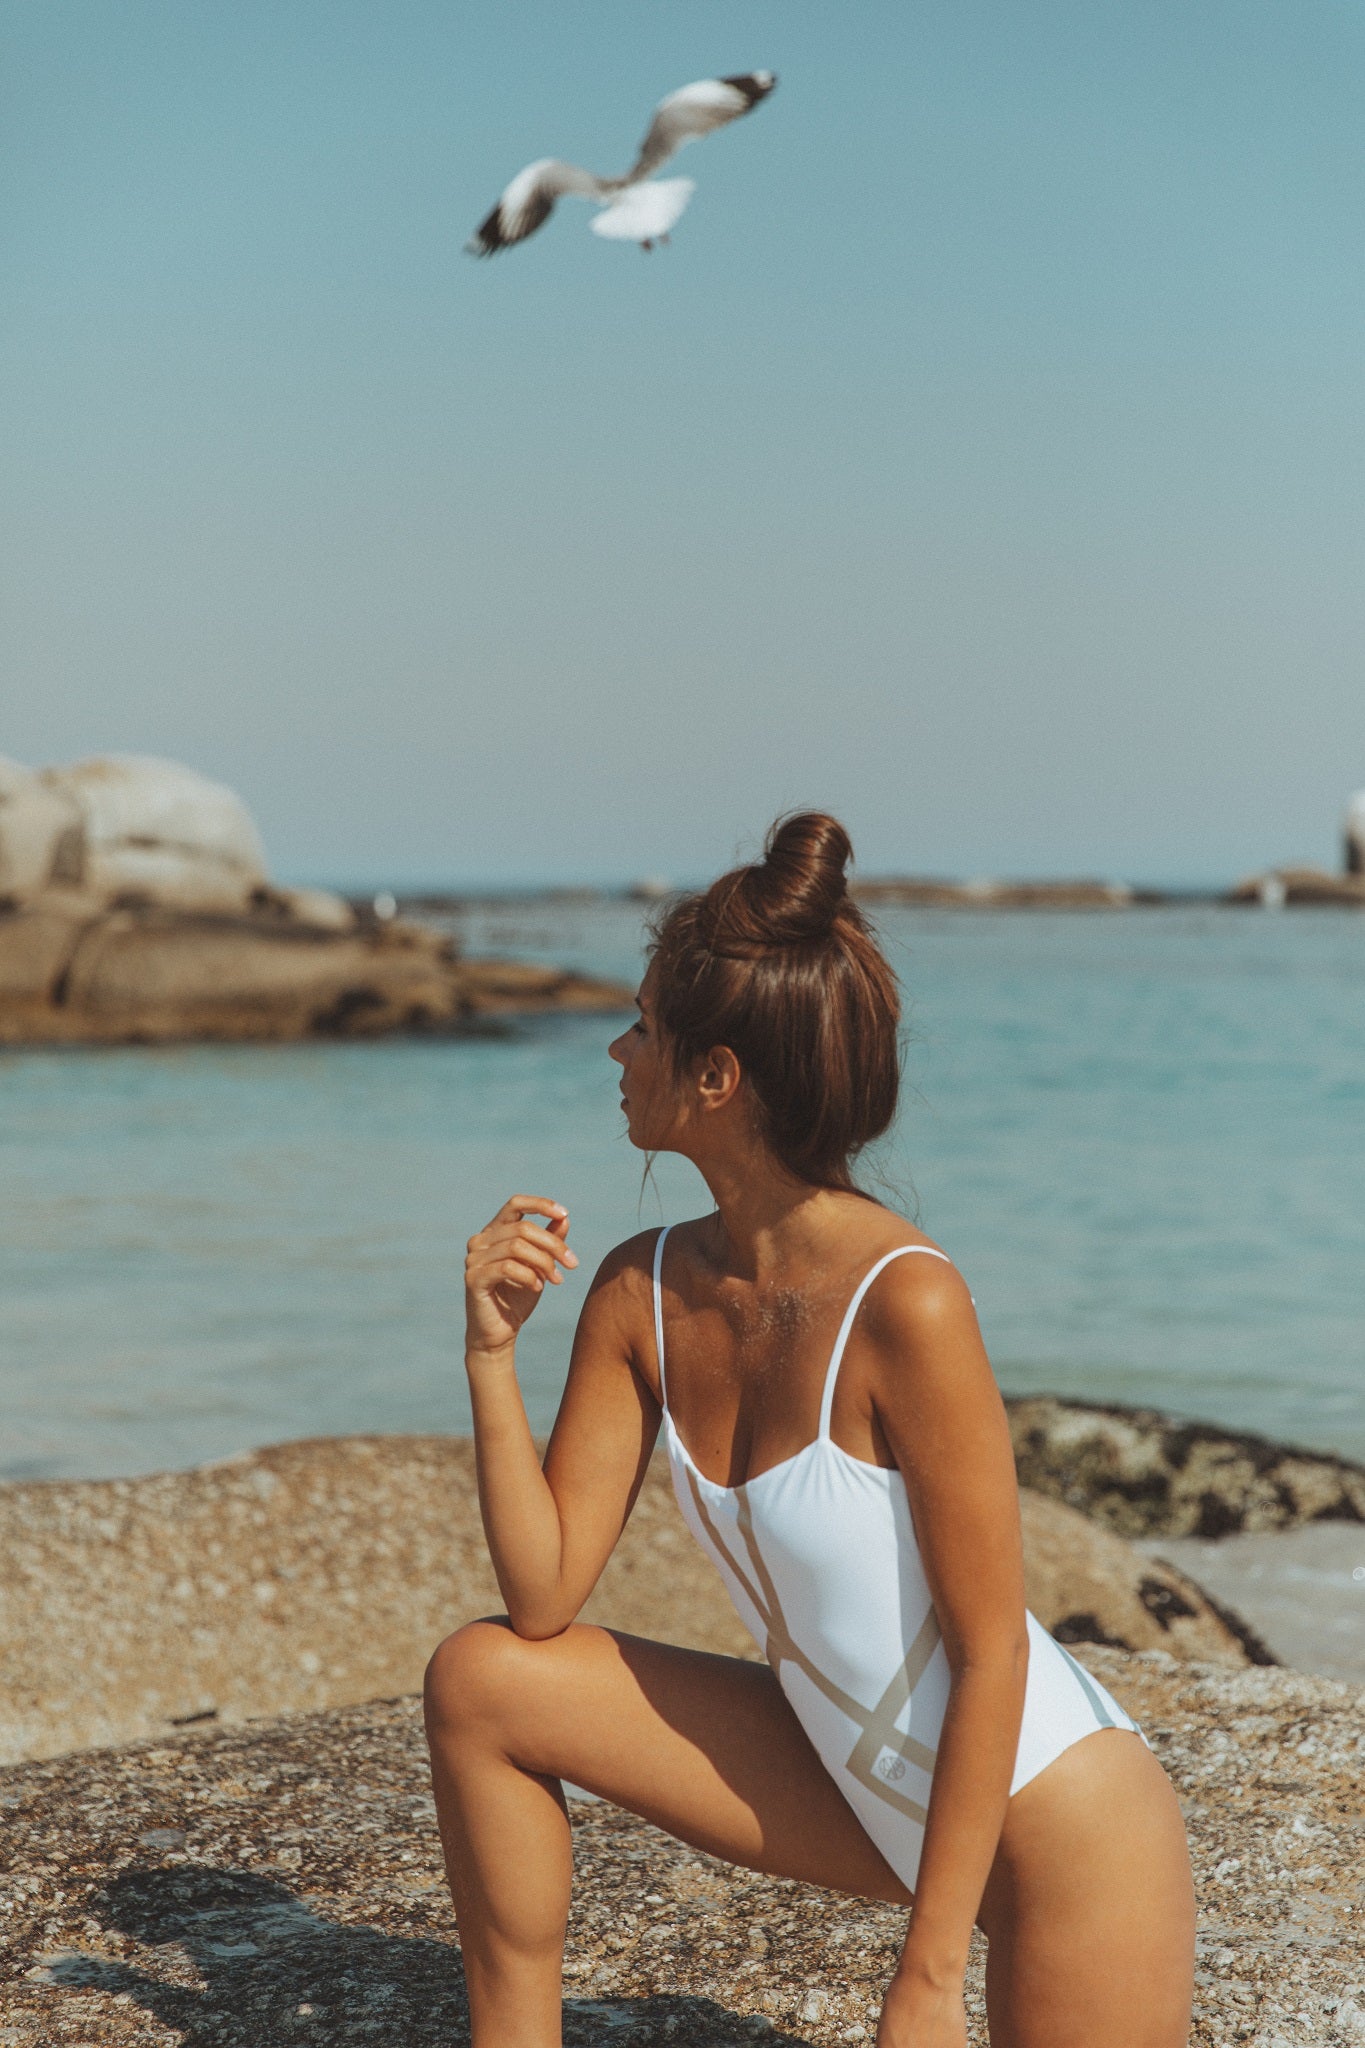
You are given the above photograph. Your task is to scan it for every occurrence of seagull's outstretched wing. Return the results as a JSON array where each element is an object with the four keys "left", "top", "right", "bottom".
[
  {"left": 465, "top": 158, "right": 606, "bottom": 256},
  {"left": 624, "top": 71, "right": 776, "bottom": 183}
]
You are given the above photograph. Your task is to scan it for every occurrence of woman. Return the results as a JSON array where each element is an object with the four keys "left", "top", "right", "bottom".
[{"left": 425, "top": 812, "right": 1195, "bottom": 2048}]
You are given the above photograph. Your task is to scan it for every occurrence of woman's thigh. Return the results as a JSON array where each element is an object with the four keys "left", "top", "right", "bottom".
[
  {"left": 981, "top": 1730, "right": 1196, "bottom": 2048},
  {"left": 426, "top": 1618, "right": 910, "bottom": 1904}
]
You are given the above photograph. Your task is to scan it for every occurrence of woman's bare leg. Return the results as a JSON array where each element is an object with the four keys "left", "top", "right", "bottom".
[
  {"left": 980, "top": 1730, "right": 1196, "bottom": 2048},
  {"left": 425, "top": 1625, "right": 1196, "bottom": 2048},
  {"left": 423, "top": 1618, "right": 908, "bottom": 2047}
]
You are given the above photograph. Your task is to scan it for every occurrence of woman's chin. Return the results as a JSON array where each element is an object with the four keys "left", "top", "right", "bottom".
[{"left": 622, "top": 1113, "right": 667, "bottom": 1154}]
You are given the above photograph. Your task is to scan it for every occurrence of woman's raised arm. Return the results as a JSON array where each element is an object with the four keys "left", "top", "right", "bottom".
[{"left": 464, "top": 1198, "right": 661, "bottom": 1639}]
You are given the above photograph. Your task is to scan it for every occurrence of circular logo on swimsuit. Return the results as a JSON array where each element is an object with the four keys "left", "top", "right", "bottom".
[{"left": 877, "top": 1754, "right": 906, "bottom": 1782}]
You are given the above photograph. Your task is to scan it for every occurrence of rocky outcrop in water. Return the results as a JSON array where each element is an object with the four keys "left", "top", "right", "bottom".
[
  {"left": 1226, "top": 868, "right": 1365, "bottom": 909},
  {"left": 0, "top": 893, "right": 627, "bottom": 1043},
  {"left": 2, "top": 1655, "right": 1361, "bottom": 2047},
  {"left": 0, "top": 1435, "right": 1264, "bottom": 1770},
  {"left": 1007, "top": 1396, "right": 1365, "bottom": 1539},
  {"left": 854, "top": 876, "right": 1140, "bottom": 909},
  {"left": 0, "top": 754, "right": 628, "bottom": 1041}
]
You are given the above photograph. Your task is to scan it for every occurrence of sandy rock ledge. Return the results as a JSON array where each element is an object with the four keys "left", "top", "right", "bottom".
[
  {"left": 0, "top": 1437, "right": 1260, "bottom": 1769},
  {"left": 2, "top": 1652, "right": 1361, "bottom": 2047}
]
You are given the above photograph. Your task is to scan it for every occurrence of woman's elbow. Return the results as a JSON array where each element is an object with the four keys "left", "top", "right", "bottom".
[
  {"left": 949, "top": 1626, "right": 1030, "bottom": 1688},
  {"left": 504, "top": 1599, "right": 577, "bottom": 1642}
]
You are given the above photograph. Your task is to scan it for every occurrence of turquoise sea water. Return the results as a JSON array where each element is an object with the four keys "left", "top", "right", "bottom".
[{"left": 1, "top": 902, "right": 1361, "bottom": 1481}]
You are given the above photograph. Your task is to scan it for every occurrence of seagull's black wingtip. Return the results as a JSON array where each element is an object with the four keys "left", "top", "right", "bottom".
[
  {"left": 721, "top": 71, "right": 778, "bottom": 108},
  {"left": 465, "top": 205, "right": 507, "bottom": 257}
]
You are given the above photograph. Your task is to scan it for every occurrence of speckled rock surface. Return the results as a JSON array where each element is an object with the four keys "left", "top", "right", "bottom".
[
  {"left": 0, "top": 1437, "right": 1263, "bottom": 1768},
  {"left": 1, "top": 1651, "right": 1361, "bottom": 2046},
  {"left": 1007, "top": 1397, "right": 1365, "bottom": 1540},
  {"left": 0, "top": 1439, "right": 755, "bottom": 1767}
]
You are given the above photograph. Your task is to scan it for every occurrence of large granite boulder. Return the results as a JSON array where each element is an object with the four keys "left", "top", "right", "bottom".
[
  {"left": 0, "top": 1435, "right": 1267, "bottom": 1770},
  {"left": 0, "top": 755, "right": 274, "bottom": 913},
  {"left": 1, "top": 1657, "right": 1361, "bottom": 2047},
  {"left": 0, "top": 757, "right": 85, "bottom": 898},
  {"left": 0, "top": 754, "right": 628, "bottom": 1041},
  {"left": 46, "top": 756, "right": 270, "bottom": 912}
]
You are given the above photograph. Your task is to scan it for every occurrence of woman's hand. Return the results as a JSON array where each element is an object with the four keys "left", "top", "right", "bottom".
[
  {"left": 465, "top": 1196, "right": 579, "bottom": 1360},
  {"left": 875, "top": 1969, "right": 969, "bottom": 2048}
]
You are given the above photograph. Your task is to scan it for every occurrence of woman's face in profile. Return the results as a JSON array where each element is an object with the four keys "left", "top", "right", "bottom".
[{"left": 608, "top": 973, "right": 676, "bottom": 1152}]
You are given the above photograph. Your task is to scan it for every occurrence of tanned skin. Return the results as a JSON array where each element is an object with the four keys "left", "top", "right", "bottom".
[{"left": 424, "top": 973, "right": 1196, "bottom": 2048}]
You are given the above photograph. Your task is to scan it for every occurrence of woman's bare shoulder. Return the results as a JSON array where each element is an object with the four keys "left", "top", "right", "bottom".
[
  {"left": 579, "top": 1229, "right": 660, "bottom": 1337},
  {"left": 591, "top": 1214, "right": 719, "bottom": 1288},
  {"left": 855, "top": 1228, "right": 982, "bottom": 1366}
]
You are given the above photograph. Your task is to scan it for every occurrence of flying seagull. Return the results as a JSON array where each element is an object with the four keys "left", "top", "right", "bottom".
[{"left": 466, "top": 72, "right": 777, "bottom": 256}]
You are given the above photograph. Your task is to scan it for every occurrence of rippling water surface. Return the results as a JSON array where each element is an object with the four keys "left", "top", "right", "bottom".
[{"left": 2, "top": 902, "right": 1361, "bottom": 1480}]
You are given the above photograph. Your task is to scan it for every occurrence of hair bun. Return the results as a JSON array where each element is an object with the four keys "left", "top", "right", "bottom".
[
  {"left": 741, "top": 810, "right": 852, "bottom": 945},
  {"left": 646, "top": 807, "right": 898, "bottom": 1188}
]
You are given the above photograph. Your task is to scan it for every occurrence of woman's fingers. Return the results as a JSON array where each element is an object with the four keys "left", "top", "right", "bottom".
[
  {"left": 493, "top": 1258, "right": 549, "bottom": 1294},
  {"left": 482, "top": 1242, "right": 561, "bottom": 1286},
  {"left": 470, "top": 1228, "right": 573, "bottom": 1277},
  {"left": 495, "top": 1195, "right": 569, "bottom": 1229},
  {"left": 467, "top": 1232, "right": 574, "bottom": 1287},
  {"left": 499, "top": 1220, "right": 577, "bottom": 1266},
  {"left": 469, "top": 1220, "right": 578, "bottom": 1273},
  {"left": 463, "top": 1199, "right": 579, "bottom": 1339}
]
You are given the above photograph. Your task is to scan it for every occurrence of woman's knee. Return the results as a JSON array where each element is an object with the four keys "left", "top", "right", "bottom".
[{"left": 423, "top": 1615, "right": 527, "bottom": 1741}]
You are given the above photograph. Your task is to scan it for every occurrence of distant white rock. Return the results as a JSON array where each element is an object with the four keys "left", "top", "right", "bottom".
[
  {"left": 0, "top": 758, "right": 86, "bottom": 898},
  {"left": 39, "top": 755, "right": 268, "bottom": 911},
  {"left": 274, "top": 884, "right": 356, "bottom": 933},
  {"left": 627, "top": 875, "right": 673, "bottom": 902},
  {"left": 0, "top": 752, "right": 354, "bottom": 927}
]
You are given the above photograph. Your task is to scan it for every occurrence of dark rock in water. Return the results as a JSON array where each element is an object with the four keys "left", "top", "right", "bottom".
[
  {"left": 1006, "top": 1395, "right": 1365, "bottom": 1539},
  {"left": 1, "top": 1658, "right": 1361, "bottom": 2046}
]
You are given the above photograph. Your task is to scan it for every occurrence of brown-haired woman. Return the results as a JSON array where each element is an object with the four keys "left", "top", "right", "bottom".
[{"left": 425, "top": 812, "right": 1196, "bottom": 2048}]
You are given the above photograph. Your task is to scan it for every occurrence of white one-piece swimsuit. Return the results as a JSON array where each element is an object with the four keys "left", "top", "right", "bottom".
[{"left": 653, "top": 1226, "right": 1143, "bottom": 1890}]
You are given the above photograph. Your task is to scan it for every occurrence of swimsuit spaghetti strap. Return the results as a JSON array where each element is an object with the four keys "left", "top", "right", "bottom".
[
  {"left": 816, "top": 1244, "right": 955, "bottom": 1440},
  {"left": 652, "top": 1224, "right": 673, "bottom": 1410}
]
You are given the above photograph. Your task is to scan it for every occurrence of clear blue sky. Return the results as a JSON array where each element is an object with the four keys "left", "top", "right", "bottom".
[{"left": 3, "top": 1, "right": 1362, "bottom": 886}]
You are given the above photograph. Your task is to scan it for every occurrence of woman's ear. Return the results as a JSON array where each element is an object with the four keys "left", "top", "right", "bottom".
[{"left": 697, "top": 1044, "right": 743, "bottom": 1113}]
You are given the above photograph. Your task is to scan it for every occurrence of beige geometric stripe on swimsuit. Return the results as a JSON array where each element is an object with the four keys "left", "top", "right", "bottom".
[{"left": 684, "top": 1464, "right": 941, "bottom": 1826}]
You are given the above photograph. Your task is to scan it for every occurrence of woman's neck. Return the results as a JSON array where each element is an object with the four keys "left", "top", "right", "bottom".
[{"left": 694, "top": 1149, "right": 848, "bottom": 1283}]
